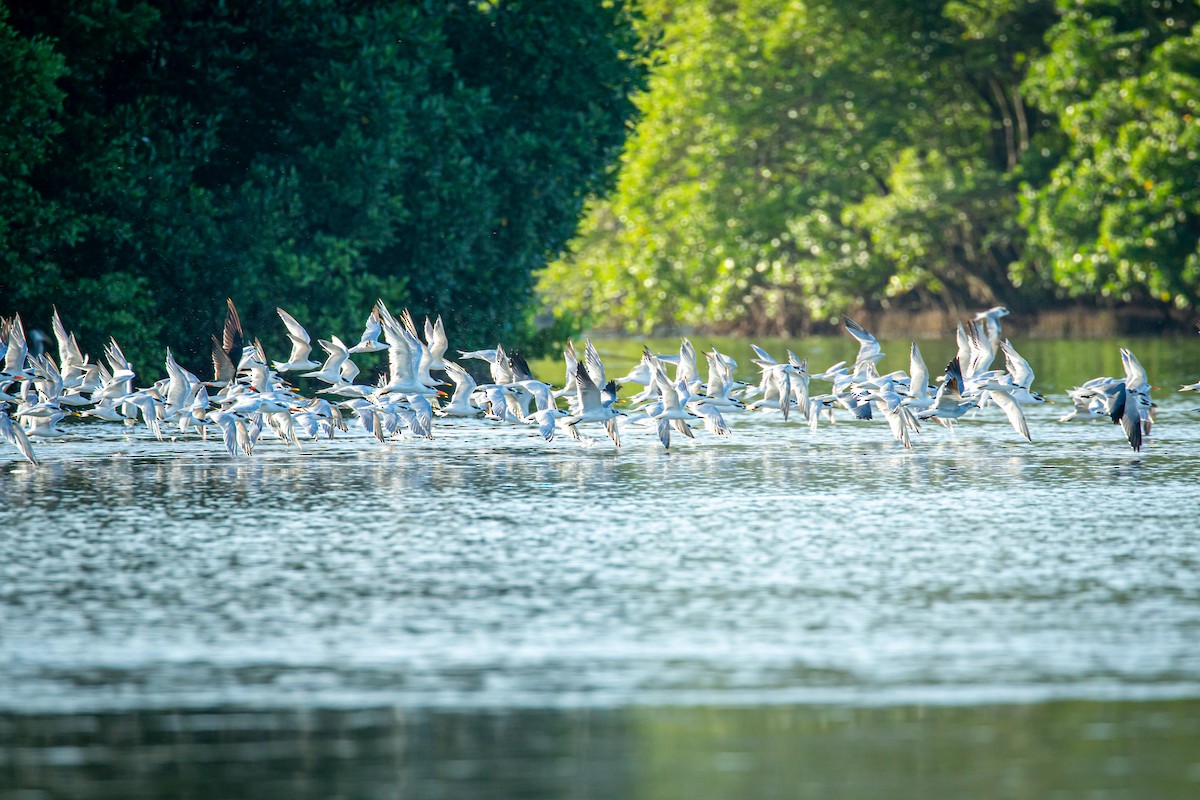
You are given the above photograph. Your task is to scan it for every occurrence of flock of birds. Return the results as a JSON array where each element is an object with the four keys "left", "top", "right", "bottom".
[{"left": 1, "top": 300, "right": 1196, "bottom": 466}]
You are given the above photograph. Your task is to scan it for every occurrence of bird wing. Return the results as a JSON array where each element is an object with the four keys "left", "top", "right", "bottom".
[
  {"left": 1000, "top": 339, "right": 1035, "bottom": 389},
  {"left": 1111, "top": 383, "right": 1143, "bottom": 451},
  {"left": 51, "top": 307, "right": 84, "bottom": 370},
  {"left": 399, "top": 308, "right": 421, "bottom": 340},
  {"left": 604, "top": 416, "right": 621, "bottom": 447},
  {"left": 944, "top": 356, "right": 965, "bottom": 397},
  {"left": 1120, "top": 348, "right": 1149, "bottom": 390},
  {"left": 355, "top": 310, "right": 382, "bottom": 347},
  {"left": 4, "top": 316, "right": 27, "bottom": 374},
  {"left": 692, "top": 403, "right": 730, "bottom": 436},
  {"left": 703, "top": 351, "right": 726, "bottom": 397},
  {"left": 509, "top": 352, "right": 534, "bottom": 383},
  {"left": 909, "top": 343, "right": 929, "bottom": 398},
  {"left": 276, "top": 308, "right": 313, "bottom": 363},
  {"left": 653, "top": 362, "right": 684, "bottom": 412},
  {"left": 444, "top": 361, "right": 476, "bottom": 402},
  {"left": 654, "top": 417, "right": 671, "bottom": 449},
  {"left": 536, "top": 411, "right": 558, "bottom": 442},
  {"left": 843, "top": 316, "right": 882, "bottom": 367},
  {"left": 491, "top": 344, "right": 514, "bottom": 384},
  {"left": 584, "top": 339, "right": 606, "bottom": 388},
  {"left": 386, "top": 328, "right": 417, "bottom": 387},
  {"left": 676, "top": 339, "right": 698, "bottom": 385},
  {"left": 750, "top": 344, "right": 777, "bottom": 366},
  {"left": 164, "top": 348, "right": 191, "bottom": 410},
  {"left": 211, "top": 335, "right": 236, "bottom": 384},
  {"left": 427, "top": 316, "right": 448, "bottom": 360},
  {"left": 0, "top": 409, "right": 38, "bottom": 465},
  {"left": 965, "top": 321, "right": 995, "bottom": 383},
  {"left": 989, "top": 389, "right": 1031, "bottom": 442},
  {"left": 222, "top": 298, "right": 245, "bottom": 365},
  {"left": 105, "top": 338, "right": 132, "bottom": 374},
  {"left": 575, "top": 362, "right": 602, "bottom": 412}
]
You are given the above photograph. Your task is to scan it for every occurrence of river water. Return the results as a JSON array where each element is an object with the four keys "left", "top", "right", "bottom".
[{"left": 2, "top": 336, "right": 1199, "bottom": 798}]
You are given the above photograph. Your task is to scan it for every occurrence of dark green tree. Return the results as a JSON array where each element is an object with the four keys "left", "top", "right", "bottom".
[{"left": 0, "top": 0, "right": 645, "bottom": 373}]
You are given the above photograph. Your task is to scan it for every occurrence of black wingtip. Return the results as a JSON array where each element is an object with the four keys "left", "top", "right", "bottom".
[{"left": 508, "top": 351, "right": 533, "bottom": 382}]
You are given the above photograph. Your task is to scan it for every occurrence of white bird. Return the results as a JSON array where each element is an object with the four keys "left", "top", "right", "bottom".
[
  {"left": 980, "top": 383, "right": 1032, "bottom": 442},
  {"left": 641, "top": 349, "right": 701, "bottom": 449},
  {"left": 919, "top": 357, "right": 978, "bottom": 427},
  {"left": 1, "top": 315, "right": 33, "bottom": 381},
  {"left": 974, "top": 306, "right": 1010, "bottom": 349},
  {"left": 997, "top": 339, "right": 1048, "bottom": 404},
  {"left": 563, "top": 362, "right": 623, "bottom": 446},
  {"left": 348, "top": 307, "right": 388, "bottom": 354},
  {"left": 843, "top": 316, "right": 885, "bottom": 375},
  {"left": 271, "top": 308, "right": 322, "bottom": 372},
  {"left": 458, "top": 347, "right": 499, "bottom": 363},
  {"left": 421, "top": 315, "right": 450, "bottom": 373},
  {"left": 527, "top": 407, "right": 569, "bottom": 441},
  {"left": 436, "top": 361, "right": 483, "bottom": 417},
  {"left": 301, "top": 336, "right": 354, "bottom": 385},
  {"left": 901, "top": 342, "right": 933, "bottom": 411}
]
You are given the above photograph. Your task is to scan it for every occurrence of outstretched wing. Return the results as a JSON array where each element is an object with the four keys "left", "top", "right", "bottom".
[
  {"left": 276, "top": 308, "right": 313, "bottom": 364},
  {"left": 843, "top": 315, "right": 882, "bottom": 368}
]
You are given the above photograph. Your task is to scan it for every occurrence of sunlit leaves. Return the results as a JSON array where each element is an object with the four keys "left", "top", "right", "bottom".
[
  {"left": 542, "top": 0, "right": 1053, "bottom": 333},
  {"left": 1021, "top": 1, "right": 1200, "bottom": 307}
]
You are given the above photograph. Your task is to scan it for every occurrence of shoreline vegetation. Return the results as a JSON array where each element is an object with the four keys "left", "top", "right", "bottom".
[{"left": 539, "top": 0, "right": 1200, "bottom": 341}]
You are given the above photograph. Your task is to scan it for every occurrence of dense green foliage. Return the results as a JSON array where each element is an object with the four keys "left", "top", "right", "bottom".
[
  {"left": 540, "top": 0, "right": 1200, "bottom": 334},
  {"left": 1022, "top": 0, "right": 1200, "bottom": 307},
  {"left": 0, "top": 0, "right": 645, "bottom": 372}
]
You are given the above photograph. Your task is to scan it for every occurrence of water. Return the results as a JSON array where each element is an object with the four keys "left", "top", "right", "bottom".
[{"left": 3, "top": 336, "right": 1200, "bottom": 798}]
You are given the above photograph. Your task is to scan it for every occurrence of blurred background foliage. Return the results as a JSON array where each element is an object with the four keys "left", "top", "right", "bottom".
[
  {"left": 539, "top": 0, "right": 1200, "bottom": 335},
  {"left": 0, "top": 0, "right": 647, "bottom": 372},
  {"left": 4, "top": 0, "right": 1199, "bottom": 375}
]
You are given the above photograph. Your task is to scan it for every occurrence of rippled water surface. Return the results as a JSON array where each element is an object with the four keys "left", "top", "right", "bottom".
[{"left": 3, "top": 336, "right": 1200, "bottom": 798}]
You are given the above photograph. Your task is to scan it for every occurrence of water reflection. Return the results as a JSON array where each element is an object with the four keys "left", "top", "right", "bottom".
[{"left": 3, "top": 701, "right": 1199, "bottom": 800}]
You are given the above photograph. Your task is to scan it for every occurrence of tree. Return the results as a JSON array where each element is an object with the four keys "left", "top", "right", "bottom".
[
  {"left": 541, "top": 0, "right": 1058, "bottom": 335},
  {"left": 1020, "top": 0, "right": 1200, "bottom": 310},
  {"left": 0, "top": 0, "right": 646, "bottom": 373}
]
